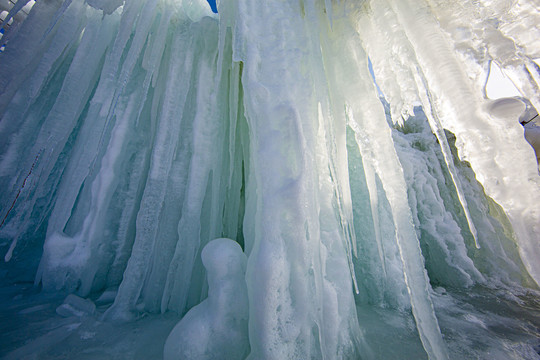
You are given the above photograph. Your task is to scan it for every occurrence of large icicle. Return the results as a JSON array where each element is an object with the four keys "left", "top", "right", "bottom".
[
  {"left": 233, "top": 0, "right": 364, "bottom": 358},
  {"left": 322, "top": 11, "right": 449, "bottom": 359},
  {"left": 386, "top": 0, "right": 540, "bottom": 287},
  {"left": 357, "top": 0, "right": 480, "bottom": 250},
  {"left": 413, "top": 70, "right": 480, "bottom": 249}
]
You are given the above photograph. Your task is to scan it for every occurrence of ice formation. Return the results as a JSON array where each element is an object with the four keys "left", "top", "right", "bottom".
[
  {"left": 0, "top": 0, "right": 540, "bottom": 359},
  {"left": 163, "top": 238, "right": 249, "bottom": 360}
]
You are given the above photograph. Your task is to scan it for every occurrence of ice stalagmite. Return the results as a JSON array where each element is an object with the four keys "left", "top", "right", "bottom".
[
  {"left": 163, "top": 238, "right": 249, "bottom": 360},
  {"left": 0, "top": 0, "right": 539, "bottom": 359}
]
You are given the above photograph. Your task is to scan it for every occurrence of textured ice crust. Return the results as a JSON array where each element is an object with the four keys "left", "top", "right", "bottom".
[{"left": 0, "top": 0, "right": 539, "bottom": 359}]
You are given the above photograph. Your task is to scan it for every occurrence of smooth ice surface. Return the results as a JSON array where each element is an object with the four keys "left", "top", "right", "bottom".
[{"left": 1, "top": 0, "right": 540, "bottom": 359}]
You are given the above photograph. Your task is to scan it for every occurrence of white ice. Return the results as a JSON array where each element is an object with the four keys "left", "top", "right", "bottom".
[{"left": 163, "top": 238, "right": 249, "bottom": 360}]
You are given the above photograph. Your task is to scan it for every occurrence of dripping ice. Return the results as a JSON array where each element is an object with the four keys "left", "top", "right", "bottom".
[{"left": 0, "top": 0, "right": 540, "bottom": 359}]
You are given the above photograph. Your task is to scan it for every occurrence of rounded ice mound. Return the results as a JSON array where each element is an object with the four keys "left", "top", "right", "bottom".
[
  {"left": 484, "top": 97, "right": 540, "bottom": 167},
  {"left": 485, "top": 97, "right": 526, "bottom": 121},
  {"left": 163, "top": 238, "right": 249, "bottom": 360}
]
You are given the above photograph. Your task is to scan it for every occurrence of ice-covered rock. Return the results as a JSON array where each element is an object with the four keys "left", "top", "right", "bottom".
[{"left": 56, "top": 294, "right": 96, "bottom": 317}]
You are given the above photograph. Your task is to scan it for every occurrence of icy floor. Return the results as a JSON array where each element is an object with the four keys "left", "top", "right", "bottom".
[
  {"left": 2, "top": 277, "right": 540, "bottom": 359},
  {"left": 0, "top": 282, "right": 179, "bottom": 359},
  {"left": 434, "top": 287, "right": 540, "bottom": 359},
  {"left": 357, "top": 286, "right": 540, "bottom": 360}
]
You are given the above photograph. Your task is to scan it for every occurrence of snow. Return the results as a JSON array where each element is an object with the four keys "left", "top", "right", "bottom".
[{"left": 1, "top": 0, "right": 540, "bottom": 359}]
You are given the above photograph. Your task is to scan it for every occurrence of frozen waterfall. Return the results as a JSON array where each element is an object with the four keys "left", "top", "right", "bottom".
[{"left": 1, "top": 0, "right": 540, "bottom": 359}]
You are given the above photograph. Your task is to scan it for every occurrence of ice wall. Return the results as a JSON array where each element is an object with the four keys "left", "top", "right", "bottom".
[{"left": 0, "top": 0, "right": 539, "bottom": 359}]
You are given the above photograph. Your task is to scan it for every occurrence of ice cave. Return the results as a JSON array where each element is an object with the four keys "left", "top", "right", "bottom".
[{"left": 0, "top": 0, "right": 540, "bottom": 358}]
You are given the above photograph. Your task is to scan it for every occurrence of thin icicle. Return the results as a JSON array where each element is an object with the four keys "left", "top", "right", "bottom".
[
  {"left": 412, "top": 69, "right": 480, "bottom": 249},
  {"left": 318, "top": 103, "right": 360, "bottom": 293},
  {"left": 347, "top": 109, "right": 387, "bottom": 276},
  {"left": 2, "top": 150, "right": 42, "bottom": 261}
]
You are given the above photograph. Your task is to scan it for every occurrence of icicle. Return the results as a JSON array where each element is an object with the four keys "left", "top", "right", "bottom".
[
  {"left": 2, "top": 150, "right": 42, "bottom": 261},
  {"left": 324, "top": 0, "right": 333, "bottom": 27},
  {"left": 347, "top": 105, "right": 449, "bottom": 360},
  {"left": 317, "top": 103, "right": 360, "bottom": 294},
  {"left": 322, "top": 11, "right": 449, "bottom": 357},
  {"left": 412, "top": 69, "right": 480, "bottom": 249},
  {"left": 386, "top": 0, "right": 540, "bottom": 287},
  {"left": 346, "top": 109, "right": 387, "bottom": 276},
  {"left": 105, "top": 18, "right": 208, "bottom": 318},
  {"left": 40, "top": 0, "right": 74, "bottom": 41},
  {"left": 501, "top": 63, "right": 540, "bottom": 113}
]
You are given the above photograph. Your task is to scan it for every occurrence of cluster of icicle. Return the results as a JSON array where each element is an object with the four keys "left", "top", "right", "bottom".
[{"left": 0, "top": 0, "right": 539, "bottom": 358}]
